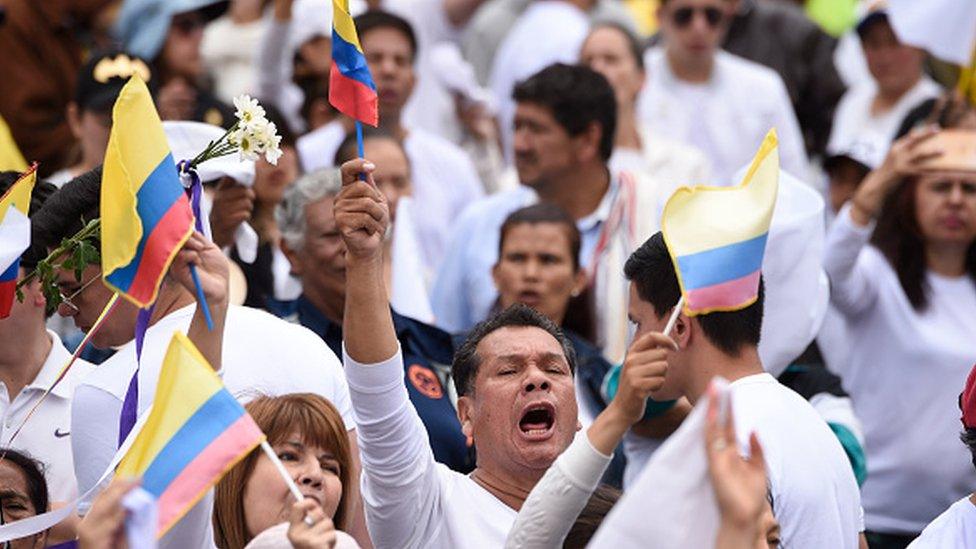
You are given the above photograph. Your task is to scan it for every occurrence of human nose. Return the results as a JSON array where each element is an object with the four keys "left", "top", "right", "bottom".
[
  {"left": 522, "top": 367, "right": 551, "bottom": 394},
  {"left": 524, "top": 258, "right": 541, "bottom": 280},
  {"left": 295, "top": 458, "right": 324, "bottom": 488},
  {"left": 948, "top": 183, "right": 965, "bottom": 205}
]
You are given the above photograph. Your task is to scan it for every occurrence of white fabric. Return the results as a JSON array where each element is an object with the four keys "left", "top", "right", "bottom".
[
  {"left": 201, "top": 15, "right": 266, "bottom": 104},
  {"left": 0, "top": 331, "right": 93, "bottom": 502},
  {"left": 827, "top": 77, "right": 942, "bottom": 161},
  {"left": 390, "top": 196, "right": 435, "bottom": 323},
  {"left": 344, "top": 348, "right": 517, "bottom": 548},
  {"left": 887, "top": 0, "right": 976, "bottom": 65},
  {"left": 588, "top": 379, "right": 724, "bottom": 548},
  {"left": 637, "top": 48, "right": 808, "bottom": 189},
  {"left": 909, "top": 496, "right": 976, "bottom": 548},
  {"left": 163, "top": 121, "right": 256, "bottom": 186},
  {"left": 824, "top": 205, "right": 976, "bottom": 533},
  {"left": 245, "top": 522, "right": 361, "bottom": 549},
  {"left": 593, "top": 375, "right": 863, "bottom": 548},
  {"left": 608, "top": 127, "right": 712, "bottom": 198},
  {"left": 299, "top": 127, "right": 484, "bottom": 271},
  {"left": 504, "top": 432, "right": 611, "bottom": 548},
  {"left": 489, "top": 0, "right": 590, "bottom": 161},
  {"left": 122, "top": 486, "right": 159, "bottom": 549},
  {"left": 71, "top": 305, "right": 354, "bottom": 549},
  {"left": 0, "top": 206, "right": 29, "bottom": 270}
]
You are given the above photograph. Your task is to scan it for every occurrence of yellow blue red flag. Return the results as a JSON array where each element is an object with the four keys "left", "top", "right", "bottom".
[
  {"left": 330, "top": 0, "right": 379, "bottom": 126},
  {"left": 116, "top": 332, "right": 265, "bottom": 537},
  {"left": 0, "top": 167, "right": 36, "bottom": 318},
  {"left": 0, "top": 115, "right": 28, "bottom": 172},
  {"left": 661, "top": 129, "right": 779, "bottom": 316},
  {"left": 100, "top": 75, "right": 194, "bottom": 307}
]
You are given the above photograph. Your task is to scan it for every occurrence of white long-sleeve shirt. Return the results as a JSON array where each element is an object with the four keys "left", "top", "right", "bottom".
[
  {"left": 504, "top": 432, "right": 611, "bottom": 548},
  {"left": 344, "top": 348, "right": 516, "bottom": 548},
  {"left": 824, "top": 205, "right": 976, "bottom": 534},
  {"left": 637, "top": 48, "right": 808, "bottom": 188}
]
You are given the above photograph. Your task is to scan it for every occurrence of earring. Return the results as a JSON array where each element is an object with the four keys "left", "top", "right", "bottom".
[{"left": 571, "top": 289, "right": 581, "bottom": 297}]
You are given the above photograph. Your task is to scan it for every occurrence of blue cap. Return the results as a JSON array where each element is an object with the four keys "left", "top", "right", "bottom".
[{"left": 114, "top": 0, "right": 228, "bottom": 61}]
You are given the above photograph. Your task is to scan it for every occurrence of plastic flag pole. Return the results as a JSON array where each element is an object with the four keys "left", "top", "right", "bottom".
[
  {"left": 261, "top": 441, "right": 315, "bottom": 525},
  {"left": 189, "top": 264, "right": 213, "bottom": 331},
  {"left": 663, "top": 295, "right": 685, "bottom": 337}
]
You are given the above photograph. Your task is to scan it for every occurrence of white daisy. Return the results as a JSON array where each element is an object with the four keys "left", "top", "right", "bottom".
[{"left": 233, "top": 94, "right": 266, "bottom": 126}]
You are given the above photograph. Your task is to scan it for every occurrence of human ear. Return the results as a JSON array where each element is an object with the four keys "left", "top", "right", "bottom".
[{"left": 457, "top": 396, "right": 475, "bottom": 446}]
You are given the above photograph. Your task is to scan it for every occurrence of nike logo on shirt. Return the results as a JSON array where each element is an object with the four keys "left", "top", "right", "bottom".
[{"left": 54, "top": 428, "right": 70, "bottom": 438}]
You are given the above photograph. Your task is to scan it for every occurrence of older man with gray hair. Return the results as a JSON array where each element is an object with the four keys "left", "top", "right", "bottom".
[{"left": 276, "top": 168, "right": 474, "bottom": 473}]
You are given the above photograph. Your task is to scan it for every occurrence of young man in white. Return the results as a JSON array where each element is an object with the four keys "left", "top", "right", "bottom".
[
  {"left": 637, "top": 0, "right": 807, "bottom": 185},
  {"left": 30, "top": 167, "right": 367, "bottom": 548},
  {"left": 0, "top": 175, "right": 92, "bottom": 545},
  {"left": 623, "top": 231, "right": 864, "bottom": 548},
  {"left": 336, "top": 156, "right": 583, "bottom": 548}
]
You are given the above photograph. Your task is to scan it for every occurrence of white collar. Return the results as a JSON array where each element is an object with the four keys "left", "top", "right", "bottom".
[{"left": 25, "top": 331, "right": 90, "bottom": 399}]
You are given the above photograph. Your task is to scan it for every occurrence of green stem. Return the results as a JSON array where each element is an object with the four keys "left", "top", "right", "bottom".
[{"left": 16, "top": 218, "right": 101, "bottom": 290}]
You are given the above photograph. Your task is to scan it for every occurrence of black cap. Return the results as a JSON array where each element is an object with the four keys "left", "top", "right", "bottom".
[{"left": 74, "top": 51, "right": 154, "bottom": 113}]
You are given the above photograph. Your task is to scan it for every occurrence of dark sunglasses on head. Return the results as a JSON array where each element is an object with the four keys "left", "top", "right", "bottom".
[{"left": 672, "top": 6, "right": 724, "bottom": 28}]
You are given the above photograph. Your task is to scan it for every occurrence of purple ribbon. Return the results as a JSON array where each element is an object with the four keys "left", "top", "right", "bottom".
[{"left": 119, "top": 160, "right": 204, "bottom": 447}]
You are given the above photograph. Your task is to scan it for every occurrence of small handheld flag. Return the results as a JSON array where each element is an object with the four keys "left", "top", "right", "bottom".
[
  {"left": 329, "top": 0, "right": 379, "bottom": 127},
  {"left": 0, "top": 115, "right": 28, "bottom": 172},
  {"left": 116, "top": 332, "right": 265, "bottom": 538},
  {"left": 0, "top": 167, "right": 36, "bottom": 318},
  {"left": 661, "top": 129, "right": 780, "bottom": 316},
  {"left": 100, "top": 75, "right": 194, "bottom": 308}
]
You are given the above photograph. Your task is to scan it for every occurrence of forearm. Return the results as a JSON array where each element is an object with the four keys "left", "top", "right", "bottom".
[
  {"left": 443, "top": 0, "right": 485, "bottom": 28},
  {"left": 344, "top": 254, "right": 398, "bottom": 363},
  {"left": 187, "top": 297, "right": 228, "bottom": 371},
  {"left": 823, "top": 204, "right": 877, "bottom": 314},
  {"left": 587, "top": 403, "right": 632, "bottom": 456}
]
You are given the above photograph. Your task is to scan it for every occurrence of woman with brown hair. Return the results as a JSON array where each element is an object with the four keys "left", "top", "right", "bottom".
[
  {"left": 824, "top": 119, "right": 976, "bottom": 548},
  {"left": 213, "top": 393, "right": 359, "bottom": 549}
]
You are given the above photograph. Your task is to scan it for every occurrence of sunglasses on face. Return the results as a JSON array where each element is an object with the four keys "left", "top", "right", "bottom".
[{"left": 671, "top": 6, "right": 724, "bottom": 28}]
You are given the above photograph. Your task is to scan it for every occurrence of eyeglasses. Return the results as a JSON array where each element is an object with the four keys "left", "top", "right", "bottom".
[
  {"left": 672, "top": 6, "right": 724, "bottom": 28},
  {"left": 57, "top": 274, "right": 101, "bottom": 315}
]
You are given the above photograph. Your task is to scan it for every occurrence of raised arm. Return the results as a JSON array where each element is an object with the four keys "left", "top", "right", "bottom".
[
  {"left": 170, "top": 231, "right": 230, "bottom": 370},
  {"left": 505, "top": 331, "right": 675, "bottom": 548},
  {"left": 824, "top": 127, "right": 941, "bottom": 316}
]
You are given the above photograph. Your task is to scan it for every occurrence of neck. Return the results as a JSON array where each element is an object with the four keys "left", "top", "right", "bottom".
[
  {"left": 0, "top": 323, "right": 51, "bottom": 401},
  {"left": 470, "top": 464, "right": 542, "bottom": 511},
  {"left": 926, "top": 242, "right": 969, "bottom": 277},
  {"left": 685, "top": 345, "right": 764, "bottom": 405},
  {"left": 615, "top": 102, "right": 642, "bottom": 151},
  {"left": 875, "top": 75, "right": 921, "bottom": 111},
  {"left": 303, "top": 282, "right": 345, "bottom": 325},
  {"left": 667, "top": 48, "right": 714, "bottom": 84},
  {"left": 150, "top": 284, "right": 197, "bottom": 328},
  {"left": 536, "top": 163, "right": 610, "bottom": 220},
  {"left": 377, "top": 116, "right": 407, "bottom": 141}
]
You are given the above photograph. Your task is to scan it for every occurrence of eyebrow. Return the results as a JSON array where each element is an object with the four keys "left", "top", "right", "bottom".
[
  {"left": 496, "top": 352, "right": 566, "bottom": 366},
  {"left": 0, "top": 490, "right": 28, "bottom": 503}
]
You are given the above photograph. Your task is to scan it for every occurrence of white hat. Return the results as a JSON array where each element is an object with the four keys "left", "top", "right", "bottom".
[{"left": 163, "top": 121, "right": 256, "bottom": 185}]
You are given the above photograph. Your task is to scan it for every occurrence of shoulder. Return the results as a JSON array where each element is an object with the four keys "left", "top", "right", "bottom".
[
  {"left": 456, "top": 187, "right": 531, "bottom": 230},
  {"left": 915, "top": 497, "right": 976, "bottom": 544},
  {"left": 225, "top": 306, "right": 344, "bottom": 372}
]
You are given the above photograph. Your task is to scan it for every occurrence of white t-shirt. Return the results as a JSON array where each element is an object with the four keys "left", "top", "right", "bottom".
[
  {"left": 488, "top": 0, "right": 590, "bottom": 161},
  {"left": 637, "top": 48, "right": 808, "bottom": 188},
  {"left": 0, "top": 331, "right": 93, "bottom": 502},
  {"left": 909, "top": 496, "right": 976, "bottom": 548},
  {"left": 827, "top": 77, "right": 941, "bottom": 158},
  {"left": 824, "top": 205, "right": 976, "bottom": 533},
  {"left": 71, "top": 304, "right": 354, "bottom": 548},
  {"left": 730, "top": 373, "right": 863, "bottom": 548},
  {"left": 345, "top": 348, "right": 517, "bottom": 548},
  {"left": 298, "top": 125, "right": 484, "bottom": 271}
]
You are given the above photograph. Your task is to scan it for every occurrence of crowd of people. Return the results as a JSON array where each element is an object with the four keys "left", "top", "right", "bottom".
[{"left": 1, "top": 0, "right": 975, "bottom": 547}]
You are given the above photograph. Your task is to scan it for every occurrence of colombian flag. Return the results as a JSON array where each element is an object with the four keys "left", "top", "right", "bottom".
[
  {"left": 116, "top": 332, "right": 265, "bottom": 537},
  {"left": 0, "top": 167, "right": 35, "bottom": 318},
  {"left": 329, "top": 0, "right": 379, "bottom": 126},
  {"left": 101, "top": 76, "right": 194, "bottom": 308},
  {"left": 0, "top": 115, "right": 28, "bottom": 172},
  {"left": 662, "top": 129, "right": 779, "bottom": 316}
]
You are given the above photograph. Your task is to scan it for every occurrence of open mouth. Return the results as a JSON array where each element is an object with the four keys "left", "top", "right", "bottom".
[
  {"left": 519, "top": 402, "right": 555, "bottom": 438},
  {"left": 517, "top": 290, "right": 542, "bottom": 306}
]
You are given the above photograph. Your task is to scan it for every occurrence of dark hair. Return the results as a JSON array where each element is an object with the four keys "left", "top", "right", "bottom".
[
  {"left": 334, "top": 126, "right": 403, "bottom": 166},
  {"left": 452, "top": 303, "right": 577, "bottom": 397},
  {"left": 499, "top": 204, "right": 582, "bottom": 272},
  {"left": 0, "top": 448, "right": 50, "bottom": 517},
  {"left": 588, "top": 22, "right": 645, "bottom": 71},
  {"left": 354, "top": 10, "right": 418, "bottom": 61},
  {"left": 0, "top": 171, "right": 58, "bottom": 271},
  {"left": 295, "top": 73, "right": 332, "bottom": 126},
  {"left": 512, "top": 63, "right": 617, "bottom": 162},
  {"left": 962, "top": 427, "right": 976, "bottom": 470},
  {"left": 624, "top": 232, "right": 765, "bottom": 356},
  {"left": 563, "top": 485, "right": 621, "bottom": 548},
  {"left": 871, "top": 178, "right": 976, "bottom": 311},
  {"left": 30, "top": 166, "right": 102, "bottom": 258}
]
